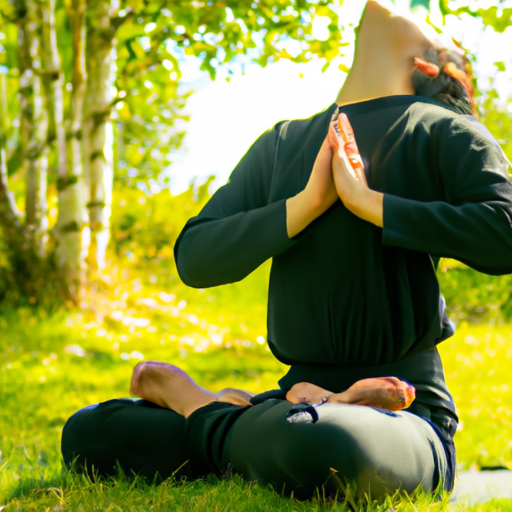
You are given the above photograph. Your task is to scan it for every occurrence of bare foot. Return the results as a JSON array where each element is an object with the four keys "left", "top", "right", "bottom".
[
  {"left": 286, "top": 377, "right": 416, "bottom": 411},
  {"left": 215, "top": 388, "right": 254, "bottom": 407},
  {"left": 130, "top": 361, "right": 254, "bottom": 417},
  {"left": 337, "top": 377, "right": 416, "bottom": 411},
  {"left": 130, "top": 361, "right": 216, "bottom": 418},
  {"left": 286, "top": 382, "right": 333, "bottom": 404}
]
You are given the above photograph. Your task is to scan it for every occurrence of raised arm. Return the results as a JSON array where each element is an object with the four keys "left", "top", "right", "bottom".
[
  {"left": 333, "top": 114, "right": 512, "bottom": 275},
  {"left": 175, "top": 125, "right": 290, "bottom": 288},
  {"left": 175, "top": 118, "right": 338, "bottom": 288}
]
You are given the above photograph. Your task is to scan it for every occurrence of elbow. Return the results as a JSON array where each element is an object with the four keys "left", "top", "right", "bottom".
[
  {"left": 176, "top": 248, "right": 232, "bottom": 288},
  {"left": 470, "top": 241, "right": 512, "bottom": 276},
  {"left": 176, "top": 254, "right": 212, "bottom": 289},
  {"left": 174, "top": 230, "right": 248, "bottom": 287},
  {"left": 174, "top": 230, "right": 211, "bottom": 288}
]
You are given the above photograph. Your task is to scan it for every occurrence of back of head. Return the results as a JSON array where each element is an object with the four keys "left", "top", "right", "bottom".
[{"left": 413, "top": 48, "right": 475, "bottom": 116}]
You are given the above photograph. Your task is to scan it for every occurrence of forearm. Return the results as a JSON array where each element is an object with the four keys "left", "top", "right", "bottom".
[
  {"left": 286, "top": 188, "right": 332, "bottom": 238},
  {"left": 383, "top": 194, "right": 512, "bottom": 275},
  {"left": 344, "top": 189, "right": 384, "bottom": 228},
  {"left": 175, "top": 200, "right": 295, "bottom": 288}
]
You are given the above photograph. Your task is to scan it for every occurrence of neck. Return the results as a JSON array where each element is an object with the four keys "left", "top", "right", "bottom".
[
  {"left": 336, "top": 59, "right": 416, "bottom": 106},
  {"left": 336, "top": 0, "right": 434, "bottom": 106}
]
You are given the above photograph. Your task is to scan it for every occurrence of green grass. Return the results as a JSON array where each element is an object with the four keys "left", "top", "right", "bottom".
[
  {"left": 439, "top": 323, "right": 512, "bottom": 470},
  {"left": 1, "top": 266, "right": 512, "bottom": 510}
]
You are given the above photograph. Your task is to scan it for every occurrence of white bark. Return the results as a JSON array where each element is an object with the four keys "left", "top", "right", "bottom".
[
  {"left": 40, "top": 0, "right": 86, "bottom": 300},
  {"left": 18, "top": 0, "right": 49, "bottom": 255},
  {"left": 83, "top": 0, "right": 118, "bottom": 272},
  {"left": 0, "top": 71, "right": 23, "bottom": 234}
]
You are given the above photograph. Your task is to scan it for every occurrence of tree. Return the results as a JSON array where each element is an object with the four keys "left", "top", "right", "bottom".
[
  {"left": 0, "top": 0, "right": 343, "bottom": 306},
  {"left": 0, "top": 0, "right": 510, "bottom": 307}
]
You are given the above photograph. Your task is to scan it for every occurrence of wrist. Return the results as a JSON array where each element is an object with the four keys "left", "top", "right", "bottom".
[
  {"left": 286, "top": 189, "right": 326, "bottom": 238},
  {"left": 347, "top": 189, "right": 384, "bottom": 227},
  {"left": 302, "top": 186, "right": 330, "bottom": 217}
]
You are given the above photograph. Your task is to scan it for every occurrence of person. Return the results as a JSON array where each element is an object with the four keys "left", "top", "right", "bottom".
[{"left": 61, "top": 0, "right": 512, "bottom": 500}]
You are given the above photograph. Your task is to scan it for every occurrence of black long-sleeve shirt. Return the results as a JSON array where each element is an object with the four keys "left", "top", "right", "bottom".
[{"left": 175, "top": 95, "right": 512, "bottom": 369}]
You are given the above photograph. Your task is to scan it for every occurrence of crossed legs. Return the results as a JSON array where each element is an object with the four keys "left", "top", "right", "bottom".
[
  {"left": 130, "top": 360, "right": 416, "bottom": 418},
  {"left": 63, "top": 361, "right": 447, "bottom": 497}
]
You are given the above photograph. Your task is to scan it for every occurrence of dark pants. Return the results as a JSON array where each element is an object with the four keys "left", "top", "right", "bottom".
[
  {"left": 61, "top": 399, "right": 193, "bottom": 480},
  {"left": 62, "top": 396, "right": 450, "bottom": 498}
]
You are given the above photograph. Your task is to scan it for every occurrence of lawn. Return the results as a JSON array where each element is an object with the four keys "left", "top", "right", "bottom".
[{"left": 1, "top": 262, "right": 511, "bottom": 511}]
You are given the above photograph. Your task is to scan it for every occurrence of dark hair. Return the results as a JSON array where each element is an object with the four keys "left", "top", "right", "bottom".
[{"left": 413, "top": 48, "right": 474, "bottom": 116}]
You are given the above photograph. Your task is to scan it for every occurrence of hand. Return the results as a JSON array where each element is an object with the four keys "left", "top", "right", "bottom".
[
  {"left": 328, "top": 113, "right": 384, "bottom": 227},
  {"left": 331, "top": 142, "right": 370, "bottom": 210},
  {"left": 304, "top": 136, "right": 339, "bottom": 214},
  {"left": 286, "top": 136, "right": 338, "bottom": 238},
  {"left": 328, "top": 110, "right": 367, "bottom": 184}
]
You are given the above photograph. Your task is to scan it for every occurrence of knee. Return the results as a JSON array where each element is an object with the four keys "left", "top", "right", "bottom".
[
  {"left": 61, "top": 400, "right": 134, "bottom": 473},
  {"left": 61, "top": 403, "right": 101, "bottom": 472},
  {"left": 277, "top": 406, "right": 411, "bottom": 498},
  {"left": 278, "top": 416, "right": 362, "bottom": 487}
]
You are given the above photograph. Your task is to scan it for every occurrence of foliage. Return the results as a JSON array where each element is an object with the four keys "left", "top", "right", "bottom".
[
  {"left": 439, "top": 1, "right": 512, "bottom": 33},
  {"left": 0, "top": 0, "right": 346, "bottom": 305},
  {"left": 437, "top": 260, "right": 512, "bottom": 324},
  {"left": 438, "top": 323, "right": 512, "bottom": 470},
  {"left": 0, "top": 0, "right": 345, "bottom": 189},
  {"left": 106, "top": 0, "right": 343, "bottom": 187},
  {"left": 114, "top": 0, "right": 343, "bottom": 76}
]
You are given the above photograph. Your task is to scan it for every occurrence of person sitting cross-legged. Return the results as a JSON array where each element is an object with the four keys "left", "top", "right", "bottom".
[{"left": 61, "top": 0, "right": 512, "bottom": 499}]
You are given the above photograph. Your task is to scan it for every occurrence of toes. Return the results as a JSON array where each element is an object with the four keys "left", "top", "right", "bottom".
[{"left": 130, "top": 361, "right": 147, "bottom": 396}]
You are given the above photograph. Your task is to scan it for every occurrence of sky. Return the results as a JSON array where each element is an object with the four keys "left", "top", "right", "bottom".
[{"left": 165, "top": 1, "right": 512, "bottom": 194}]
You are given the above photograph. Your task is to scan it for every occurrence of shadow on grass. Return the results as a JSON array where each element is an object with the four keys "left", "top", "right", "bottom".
[{"left": 3, "top": 460, "right": 454, "bottom": 512}]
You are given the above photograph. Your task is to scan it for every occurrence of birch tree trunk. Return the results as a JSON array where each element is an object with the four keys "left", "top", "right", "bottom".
[
  {"left": 83, "top": 0, "right": 118, "bottom": 272},
  {"left": 0, "top": 71, "right": 24, "bottom": 243},
  {"left": 39, "top": 0, "right": 86, "bottom": 301},
  {"left": 0, "top": 67, "right": 59, "bottom": 304},
  {"left": 17, "top": 0, "right": 49, "bottom": 256}
]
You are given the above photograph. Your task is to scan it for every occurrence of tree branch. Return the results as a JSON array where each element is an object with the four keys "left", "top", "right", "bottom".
[{"left": 110, "top": 8, "right": 135, "bottom": 33}]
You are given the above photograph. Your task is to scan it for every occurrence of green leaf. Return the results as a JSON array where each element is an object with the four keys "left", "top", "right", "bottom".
[{"left": 494, "top": 61, "right": 506, "bottom": 73}]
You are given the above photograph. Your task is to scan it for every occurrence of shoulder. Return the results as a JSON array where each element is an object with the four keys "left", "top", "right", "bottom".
[
  {"left": 437, "top": 115, "right": 510, "bottom": 175},
  {"left": 409, "top": 101, "right": 510, "bottom": 169},
  {"left": 277, "top": 104, "right": 337, "bottom": 140},
  {"left": 409, "top": 100, "right": 502, "bottom": 148},
  {"left": 406, "top": 100, "right": 459, "bottom": 129}
]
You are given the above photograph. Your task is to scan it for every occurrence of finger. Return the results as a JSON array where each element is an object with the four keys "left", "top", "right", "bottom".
[
  {"left": 337, "top": 113, "right": 358, "bottom": 149},
  {"left": 317, "top": 137, "right": 333, "bottom": 167},
  {"left": 338, "top": 113, "right": 365, "bottom": 175},
  {"left": 347, "top": 152, "right": 365, "bottom": 175},
  {"left": 334, "top": 142, "right": 358, "bottom": 180},
  {"left": 321, "top": 135, "right": 333, "bottom": 154},
  {"left": 352, "top": 161, "right": 368, "bottom": 186},
  {"left": 327, "top": 121, "right": 340, "bottom": 151}
]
